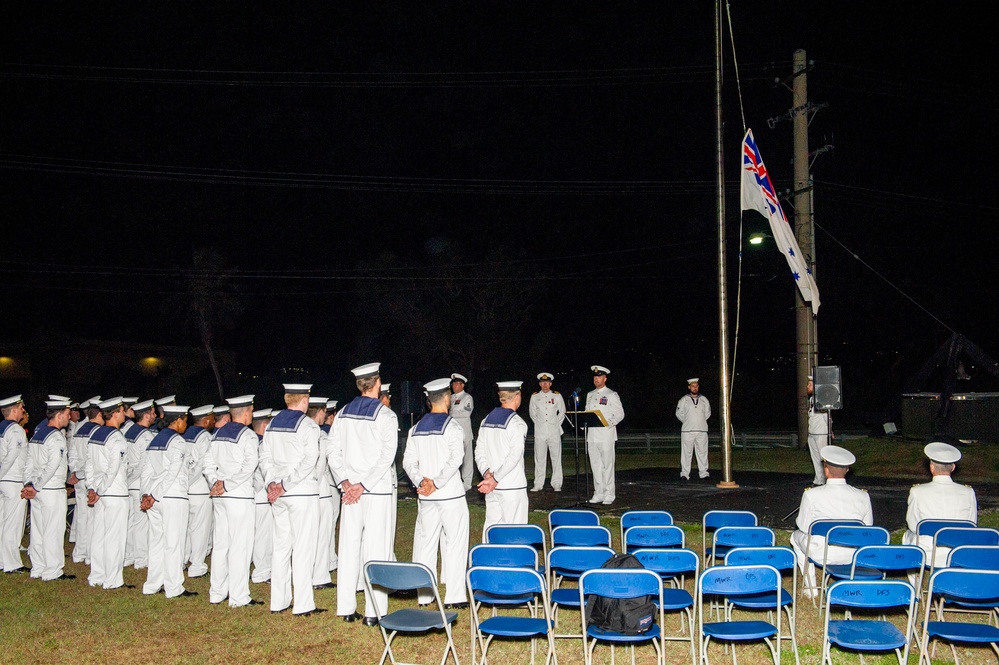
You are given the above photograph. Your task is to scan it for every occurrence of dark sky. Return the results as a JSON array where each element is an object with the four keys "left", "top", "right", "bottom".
[{"left": 3, "top": 4, "right": 997, "bottom": 426}]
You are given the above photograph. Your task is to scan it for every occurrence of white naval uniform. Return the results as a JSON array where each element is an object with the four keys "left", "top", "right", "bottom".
[
  {"left": 204, "top": 421, "right": 258, "bottom": 606},
  {"left": 183, "top": 425, "right": 214, "bottom": 577},
  {"left": 807, "top": 399, "right": 831, "bottom": 486},
  {"left": 789, "top": 478, "right": 873, "bottom": 592},
  {"left": 475, "top": 407, "right": 529, "bottom": 531},
  {"left": 902, "top": 475, "right": 978, "bottom": 567},
  {"left": 251, "top": 433, "right": 273, "bottom": 584},
  {"left": 85, "top": 425, "right": 129, "bottom": 589},
  {"left": 676, "top": 392, "right": 711, "bottom": 479},
  {"left": 140, "top": 429, "right": 190, "bottom": 597},
  {"left": 585, "top": 386, "right": 625, "bottom": 502},
  {"left": 449, "top": 390, "right": 475, "bottom": 490},
  {"left": 529, "top": 390, "right": 565, "bottom": 491},
  {"left": 327, "top": 395, "right": 398, "bottom": 619},
  {"left": 68, "top": 421, "right": 100, "bottom": 563},
  {"left": 24, "top": 424, "right": 69, "bottom": 580},
  {"left": 125, "top": 424, "right": 154, "bottom": 568},
  {"left": 313, "top": 424, "right": 336, "bottom": 586},
  {"left": 403, "top": 412, "right": 469, "bottom": 605},
  {"left": 0, "top": 419, "right": 29, "bottom": 572},
  {"left": 261, "top": 409, "right": 320, "bottom": 615}
]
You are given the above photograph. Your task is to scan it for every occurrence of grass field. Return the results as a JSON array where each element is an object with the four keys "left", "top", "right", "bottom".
[{"left": 2, "top": 441, "right": 996, "bottom": 664}]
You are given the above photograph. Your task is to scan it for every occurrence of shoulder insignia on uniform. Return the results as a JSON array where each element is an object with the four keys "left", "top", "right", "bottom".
[
  {"left": 532, "top": 392, "right": 538, "bottom": 395},
  {"left": 553, "top": 391, "right": 560, "bottom": 394}
]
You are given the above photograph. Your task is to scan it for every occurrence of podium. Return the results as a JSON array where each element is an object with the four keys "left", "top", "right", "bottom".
[{"left": 564, "top": 409, "right": 609, "bottom": 506}]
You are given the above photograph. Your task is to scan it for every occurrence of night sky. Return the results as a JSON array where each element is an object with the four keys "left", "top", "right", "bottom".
[{"left": 3, "top": 4, "right": 997, "bottom": 428}]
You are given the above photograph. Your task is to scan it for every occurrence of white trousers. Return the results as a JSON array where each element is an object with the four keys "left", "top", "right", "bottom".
[
  {"left": 457, "top": 419, "right": 474, "bottom": 490},
  {"left": 210, "top": 497, "right": 255, "bottom": 606},
  {"left": 313, "top": 495, "right": 335, "bottom": 585},
  {"left": 270, "top": 494, "right": 319, "bottom": 615},
  {"left": 680, "top": 431, "right": 709, "bottom": 479},
  {"left": 587, "top": 438, "right": 616, "bottom": 500},
  {"left": 29, "top": 488, "right": 67, "bottom": 581},
  {"left": 413, "top": 496, "right": 469, "bottom": 605},
  {"left": 0, "top": 481, "right": 27, "bottom": 572},
  {"left": 144, "top": 497, "right": 190, "bottom": 597},
  {"left": 483, "top": 488, "right": 529, "bottom": 534},
  {"left": 186, "top": 493, "right": 212, "bottom": 577},
  {"left": 127, "top": 488, "right": 148, "bottom": 567},
  {"left": 88, "top": 495, "right": 127, "bottom": 589},
  {"left": 337, "top": 493, "right": 393, "bottom": 618},
  {"left": 251, "top": 501, "right": 273, "bottom": 583},
  {"left": 533, "top": 434, "right": 563, "bottom": 491},
  {"left": 807, "top": 433, "right": 828, "bottom": 485},
  {"left": 72, "top": 480, "right": 91, "bottom": 563}
]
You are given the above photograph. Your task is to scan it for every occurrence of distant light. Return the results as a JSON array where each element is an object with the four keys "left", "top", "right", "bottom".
[
  {"left": 0, "top": 356, "right": 13, "bottom": 367},
  {"left": 748, "top": 233, "right": 766, "bottom": 245}
]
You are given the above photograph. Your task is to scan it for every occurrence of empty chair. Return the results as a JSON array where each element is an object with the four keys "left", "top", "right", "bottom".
[
  {"left": 549, "top": 509, "right": 600, "bottom": 533},
  {"left": 484, "top": 523, "right": 547, "bottom": 575},
  {"left": 711, "top": 526, "right": 775, "bottom": 564},
  {"left": 920, "top": 568, "right": 999, "bottom": 664},
  {"left": 624, "top": 525, "right": 685, "bottom": 554},
  {"left": 634, "top": 548, "right": 699, "bottom": 665},
  {"left": 908, "top": 519, "right": 976, "bottom": 568},
  {"left": 930, "top": 527, "right": 999, "bottom": 577},
  {"left": 822, "top": 579, "right": 917, "bottom": 665},
  {"left": 848, "top": 544, "right": 926, "bottom": 588},
  {"left": 796, "top": 518, "right": 865, "bottom": 602},
  {"left": 547, "top": 546, "right": 615, "bottom": 639},
  {"left": 551, "top": 525, "right": 612, "bottom": 549},
  {"left": 467, "top": 565, "right": 558, "bottom": 665},
  {"left": 940, "top": 546, "right": 999, "bottom": 622},
  {"left": 620, "top": 510, "right": 673, "bottom": 547},
  {"left": 469, "top": 543, "right": 539, "bottom": 570},
  {"left": 363, "top": 561, "right": 460, "bottom": 665},
  {"left": 702, "top": 510, "right": 757, "bottom": 566},
  {"left": 579, "top": 567, "right": 665, "bottom": 665},
  {"left": 819, "top": 525, "right": 890, "bottom": 610},
  {"left": 725, "top": 546, "right": 800, "bottom": 665},
  {"left": 697, "top": 564, "right": 782, "bottom": 665}
]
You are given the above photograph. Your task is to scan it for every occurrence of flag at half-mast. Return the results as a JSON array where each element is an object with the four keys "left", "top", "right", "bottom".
[{"left": 740, "top": 128, "right": 820, "bottom": 314}]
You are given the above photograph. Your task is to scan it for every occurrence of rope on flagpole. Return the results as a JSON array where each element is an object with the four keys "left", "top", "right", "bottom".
[{"left": 725, "top": 0, "right": 747, "bottom": 407}]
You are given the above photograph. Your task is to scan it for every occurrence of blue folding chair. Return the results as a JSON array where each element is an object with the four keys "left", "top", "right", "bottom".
[
  {"left": 915, "top": 519, "right": 976, "bottom": 569},
  {"left": 467, "top": 565, "right": 558, "bottom": 665},
  {"left": 930, "top": 527, "right": 999, "bottom": 577},
  {"left": 697, "top": 564, "right": 781, "bottom": 665},
  {"left": 620, "top": 510, "right": 673, "bottom": 548},
  {"left": 484, "top": 524, "right": 547, "bottom": 576},
  {"left": 711, "top": 526, "right": 775, "bottom": 566},
  {"left": 549, "top": 509, "right": 600, "bottom": 533},
  {"left": 546, "top": 546, "right": 615, "bottom": 639},
  {"left": 551, "top": 525, "right": 612, "bottom": 549},
  {"left": 363, "top": 561, "right": 460, "bottom": 665},
  {"left": 801, "top": 519, "right": 865, "bottom": 602},
  {"left": 848, "top": 545, "right": 926, "bottom": 596},
  {"left": 468, "top": 544, "right": 540, "bottom": 618},
  {"left": 634, "top": 548, "right": 699, "bottom": 665},
  {"left": 702, "top": 510, "right": 757, "bottom": 566},
  {"left": 624, "top": 525, "right": 685, "bottom": 554},
  {"left": 920, "top": 568, "right": 999, "bottom": 665},
  {"left": 941, "top": 546, "right": 999, "bottom": 623},
  {"left": 822, "top": 579, "right": 917, "bottom": 665},
  {"left": 579, "top": 568, "right": 665, "bottom": 665},
  {"left": 725, "top": 547, "right": 800, "bottom": 665},
  {"left": 819, "top": 525, "right": 890, "bottom": 611}
]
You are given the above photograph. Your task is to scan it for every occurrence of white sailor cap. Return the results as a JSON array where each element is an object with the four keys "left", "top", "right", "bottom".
[
  {"left": 45, "top": 398, "right": 72, "bottom": 409},
  {"left": 252, "top": 408, "right": 273, "bottom": 420},
  {"left": 496, "top": 381, "right": 523, "bottom": 391},
  {"left": 351, "top": 363, "right": 381, "bottom": 379},
  {"left": 591, "top": 366, "right": 610, "bottom": 376},
  {"left": 155, "top": 395, "right": 177, "bottom": 406},
  {"left": 282, "top": 383, "right": 312, "bottom": 394},
  {"left": 123, "top": 397, "right": 139, "bottom": 405},
  {"left": 450, "top": 373, "right": 468, "bottom": 383},
  {"left": 537, "top": 372, "right": 554, "bottom": 382},
  {"left": 189, "top": 405, "right": 214, "bottom": 418},
  {"left": 69, "top": 402, "right": 80, "bottom": 409},
  {"left": 424, "top": 378, "right": 452, "bottom": 395},
  {"left": 161, "top": 405, "right": 190, "bottom": 417},
  {"left": 48, "top": 394, "right": 72, "bottom": 402},
  {"left": 80, "top": 396, "right": 102, "bottom": 409},
  {"left": 924, "top": 441, "right": 961, "bottom": 464},
  {"left": 380, "top": 383, "right": 391, "bottom": 394},
  {"left": 225, "top": 395, "right": 254, "bottom": 409},
  {"left": 98, "top": 396, "right": 125, "bottom": 410},
  {"left": 325, "top": 400, "right": 338, "bottom": 410},
  {"left": 820, "top": 445, "right": 856, "bottom": 467},
  {"left": 308, "top": 396, "right": 329, "bottom": 406},
  {"left": 687, "top": 377, "right": 700, "bottom": 384},
  {"left": 133, "top": 399, "right": 155, "bottom": 411},
  {"left": 213, "top": 405, "right": 231, "bottom": 415},
  {"left": 0, "top": 395, "right": 23, "bottom": 408}
]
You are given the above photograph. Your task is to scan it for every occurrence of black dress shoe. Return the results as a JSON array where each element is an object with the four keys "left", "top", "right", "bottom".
[
  {"left": 5, "top": 567, "right": 27, "bottom": 574},
  {"left": 245, "top": 599, "right": 264, "bottom": 606},
  {"left": 123, "top": 584, "right": 136, "bottom": 589},
  {"left": 340, "top": 612, "right": 362, "bottom": 622},
  {"left": 444, "top": 602, "right": 469, "bottom": 610},
  {"left": 179, "top": 590, "right": 199, "bottom": 597},
  {"left": 391, "top": 588, "right": 416, "bottom": 598},
  {"left": 297, "top": 608, "right": 328, "bottom": 617},
  {"left": 53, "top": 574, "right": 76, "bottom": 580},
  {"left": 271, "top": 607, "right": 291, "bottom": 614},
  {"left": 362, "top": 616, "right": 380, "bottom": 627},
  {"left": 313, "top": 582, "right": 336, "bottom": 590}
]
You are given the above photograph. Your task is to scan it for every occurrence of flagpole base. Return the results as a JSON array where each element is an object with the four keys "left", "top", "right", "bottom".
[{"left": 715, "top": 480, "right": 739, "bottom": 489}]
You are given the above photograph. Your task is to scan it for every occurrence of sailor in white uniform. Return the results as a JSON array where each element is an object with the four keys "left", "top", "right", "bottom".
[
  {"left": 305, "top": 396, "right": 335, "bottom": 590},
  {"left": 529, "top": 372, "right": 565, "bottom": 492},
  {"left": 676, "top": 378, "right": 710, "bottom": 480},
  {"left": 250, "top": 408, "right": 274, "bottom": 584},
  {"left": 184, "top": 404, "right": 215, "bottom": 578},
  {"left": 475, "top": 381, "right": 529, "bottom": 529},
  {"left": 327, "top": 363, "right": 398, "bottom": 625},
  {"left": 902, "top": 441, "right": 978, "bottom": 567},
  {"left": 141, "top": 405, "right": 197, "bottom": 598},
  {"left": 119, "top": 397, "right": 139, "bottom": 440},
  {"left": 449, "top": 374, "right": 475, "bottom": 491},
  {"left": 124, "top": 400, "right": 157, "bottom": 569},
  {"left": 320, "top": 400, "right": 340, "bottom": 577},
  {"left": 213, "top": 405, "right": 231, "bottom": 431},
  {"left": 0, "top": 395, "right": 30, "bottom": 573},
  {"left": 789, "top": 445, "right": 873, "bottom": 596},
  {"left": 85, "top": 397, "right": 131, "bottom": 589},
  {"left": 379, "top": 384, "right": 400, "bottom": 563},
  {"left": 261, "top": 383, "right": 322, "bottom": 616},
  {"left": 403, "top": 378, "right": 469, "bottom": 607},
  {"left": 68, "top": 396, "right": 103, "bottom": 564},
  {"left": 205, "top": 394, "right": 259, "bottom": 607},
  {"left": 807, "top": 378, "right": 832, "bottom": 486},
  {"left": 585, "top": 366, "right": 625, "bottom": 504},
  {"left": 22, "top": 398, "right": 73, "bottom": 581}
]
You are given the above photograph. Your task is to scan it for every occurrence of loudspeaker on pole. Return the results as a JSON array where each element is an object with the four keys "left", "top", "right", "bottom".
[
  {"left": 813, "top": 365, "right": 842, "bottom": 410},
  {"left": 398, "top": 380, "right": 426, "bottom": 416}
]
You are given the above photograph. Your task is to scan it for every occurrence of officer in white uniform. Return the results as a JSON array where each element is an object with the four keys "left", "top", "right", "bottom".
[
  {"left": 585, "top": 366, "right": 625, "bottom": 504},
  {"left": 205, "top": 394, "right": 259, "bottom": 607},
  {"left": 0, "top": 395, "right": 30, "bottom": 573},
  {"left": 789, "top": 445, "right": 873, "bottom": 596},
  {"left": 141, "top": 405, "right": 197, "bottom": 598},
  {"left": 449, "top": 373, "right": 475, "bottom": 491},
  {"left": 475, "top": 381, "right": 529, "bottom": 529},
  {"left": 85, "top": 397, "right": 131, "bottom": 589},
  {"left": 529, "top": 372, "right": 565, "bottom": 493},
  {"left": 807, "top": 378, "right": 831, "bottom": 486},
  {"left": 676, "top": 378, "right": 711, "bottom": 480},
  {"left": 184, "top": 404, "right": 215, "bottom": 578},
  {"left": 22, "top": 398, "right": 73, "bottom": 581},
  {"left": 68, "top": 396, "right": 103, "bottom": 564},
  {"left": 327, "top": 363, "right": 398, "bottom": 624},
  {"left": 250, "top": 408, "right": 274, "bottom": 584},
  {"left": 124, "top": 400, "right": 157, "bottom": 569},
  {"left": 403, "top": 378, "right": 469, "bottom": 607},
  {"left": 305, "top": 395, "right": 335, "bottom": 590},
  {"left": 261, "top": 383, "right": 322, "bottom": 616},
  {"left": 902, "top": 441, "right": 977, "bottom": 567}
]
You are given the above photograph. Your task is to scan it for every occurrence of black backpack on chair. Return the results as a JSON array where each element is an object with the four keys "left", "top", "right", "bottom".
[{"left": 584, "top": 553, "right": 657, "bottom": 635}]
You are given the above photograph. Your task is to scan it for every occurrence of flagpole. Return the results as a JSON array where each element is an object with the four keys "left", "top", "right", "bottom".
[{"left": 715, "top": 0, "right": 736, "bottom": 488}]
